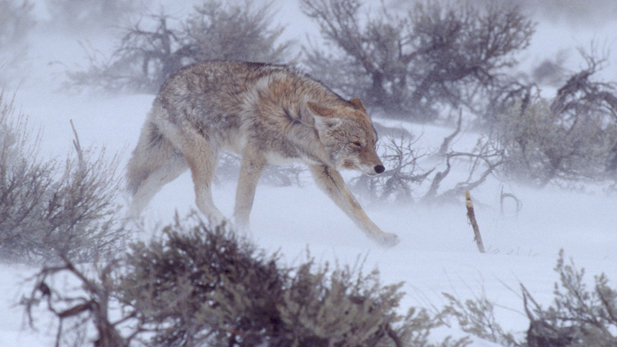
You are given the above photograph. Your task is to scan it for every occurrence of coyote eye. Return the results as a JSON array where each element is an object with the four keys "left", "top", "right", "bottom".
[{"left": 351, "top": 141, "right": 362, "bottom": 148}]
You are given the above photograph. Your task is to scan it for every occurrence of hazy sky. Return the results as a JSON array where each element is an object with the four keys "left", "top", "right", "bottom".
[
  {"left": 503, "top": 0, "right": 617, "bottom": 26},
  {"left": 387, "top": 0, "right": 617, "bottom": 27}
]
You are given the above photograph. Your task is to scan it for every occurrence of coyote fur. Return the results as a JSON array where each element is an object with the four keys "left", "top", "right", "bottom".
[{"left": 126, "top": 61, "right": 399, "bottom": 247}]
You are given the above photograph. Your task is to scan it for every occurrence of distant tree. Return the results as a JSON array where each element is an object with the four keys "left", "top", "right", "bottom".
[
  {"left": 300, "top": 0, "right": 535, "bottom": 121},
  {"left": 474, "top": 49, "right": 569, "bottom": 129},
  {"left": 68, "top": 0, "right": 293, "bottom": 94},
  {"left": 0, "top": 0, "right": 34, "bottom": 86},
  {"left": 186, "top": 0, "right": 292, "bottom": 63}
]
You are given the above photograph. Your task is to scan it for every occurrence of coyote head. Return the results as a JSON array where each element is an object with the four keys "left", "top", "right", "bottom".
[{"left": 308, "top": 98, "right": 385, "bottom": 176}]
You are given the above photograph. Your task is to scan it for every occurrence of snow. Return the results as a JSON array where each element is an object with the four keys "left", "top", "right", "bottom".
[{"left": 2, "top": 1, "right": 617, "bottom": 346}]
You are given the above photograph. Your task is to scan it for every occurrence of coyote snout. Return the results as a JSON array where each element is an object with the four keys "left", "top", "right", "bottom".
[{"left": 127, "top": 62, "right": 400, "bottom": 247}]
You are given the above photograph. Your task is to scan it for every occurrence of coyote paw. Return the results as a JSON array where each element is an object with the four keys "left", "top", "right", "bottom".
[{"left": 377, "top": 232, "right": 400, "bottom": 248}]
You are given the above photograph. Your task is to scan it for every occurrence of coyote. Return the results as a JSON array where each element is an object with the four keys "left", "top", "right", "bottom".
[{"left": 126, "top": 61, "right": 399, "bottom": 247}]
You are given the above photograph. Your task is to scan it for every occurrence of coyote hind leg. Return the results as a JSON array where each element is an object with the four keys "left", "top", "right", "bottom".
[
  {"left": 128, "top": 154, "right": 188, "bottom": 218},
  {"left": 126, "top": 123, "right": 188, "bottom": 218},
  {"left": 174, "top": 132, "right": 226, "bottom": 227}
]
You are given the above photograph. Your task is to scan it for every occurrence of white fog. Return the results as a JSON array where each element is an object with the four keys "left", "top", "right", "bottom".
[{"left": 1, "top": 0, "right": 616, "bottom": 346}]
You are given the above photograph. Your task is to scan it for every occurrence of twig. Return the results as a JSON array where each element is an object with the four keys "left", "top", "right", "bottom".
[
  {"left": 386, "top": 323, "right": 404, "bottom": 347},
  {"left": 70, "top": 119, "right": 86, "bottom": 174},
  {"left": 422, "top": 156, "right": 451, "bottom": 202},
  {"left": 439, "top": 109, "right": 462, "bottom": 155},
  {"left": 465, "top": 191, "right": 485, "bottom": 253},
  {"left": 500, "top": 186, "right": 522, "bottom": 216}
]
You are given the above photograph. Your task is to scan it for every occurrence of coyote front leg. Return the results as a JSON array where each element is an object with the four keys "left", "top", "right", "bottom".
[
  {"left": 233, "top": 154, "right": 267, "bottom": 231},
  {"left": 309, "top": 164, "right": 400, "bottom": 247}
]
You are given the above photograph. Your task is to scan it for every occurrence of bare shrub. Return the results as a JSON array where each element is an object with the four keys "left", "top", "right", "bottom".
[
  {"left": 553, "top": 49, "right": 617, "bottom": 175},
  {"left": 301, "top": 0, "right": 534, "bottom": 121},
  {"left": 68, "top": 0, "right": 293, "bottom": 94},
  {"left": 187, "top": 0, "right": 292, "bottom": 63},
  {"left": 423, "top": 137, "right": 505, "bottom": 204},
  {"left": 350, "top": 135, "right": 433, "bottom": 203},
  {"left": 482, "top": 45, "right": 617, "bottom": 188},
  {"left": 443, "top": 291, "right": 518, "bottom": 347},
  {"left": 521, "top": 250, "right": 617, "bottom": 347},
  {"left": 352, "top": 118, "right": 504, "bottom": 205},
  {"left": 495, "top": 54, "right": 617, "bottom": 188},
  {"left": 0, "top": 93, "right": 125, "bottom": 263},
  {"left": 22, "top": 258, "right": 127, "bottom": 347},
  {"left": 67, "top": 15, "right": 187, "bottom": 94},
  {"left": 476, "top": 51, "right": 568, "bottom": 129},
  {"left": 443, "top": 250, "right": 617, "bottom": 347},
  {"left": 24, "top": 214, "right": 470, "bottom": 347}
]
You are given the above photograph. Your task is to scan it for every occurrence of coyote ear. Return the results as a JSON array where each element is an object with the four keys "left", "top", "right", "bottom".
[
  {"left": 307, "top": 102, "right": 341, "bottom": 130},
  {"left": 349, "top": 97, "right": 366, "bottom": 112},
  {"left": 307, "top": 102, "right": 336, "bottom": 118}
]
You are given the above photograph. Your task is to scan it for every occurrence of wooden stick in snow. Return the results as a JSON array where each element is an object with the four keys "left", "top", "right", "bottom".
[{"left": 465, "top": 190, "right": 486, "bottom": 253}]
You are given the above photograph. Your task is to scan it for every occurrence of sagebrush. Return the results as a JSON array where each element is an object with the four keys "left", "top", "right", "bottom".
[
  {"left": 301, "top": 0, "right": 534, "bottom": 120},
  {"left": 68, "top": 0, "right": 293, "bottom": 94},
  {"left": 0, "top": 92, "right": 125, "bottom": 263},
  {"left": 495, "top": 52, "right": 617, "bottom": 188},
  {"left": 24, "top": 214, "right": 470, "bottom": 347},
  {"left": 444, "top": 250, "right": 617, "bottom": 347}
]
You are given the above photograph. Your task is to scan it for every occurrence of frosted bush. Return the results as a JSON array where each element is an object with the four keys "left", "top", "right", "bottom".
[
  {"left": 497, "top": 97, "right": 617, "bottom": 187},
  {"left": 67, "top": 0, "right": 292, "bottom": 94},
  {"left": 0, "top": 93, "right": 126, "bottom": 263}
]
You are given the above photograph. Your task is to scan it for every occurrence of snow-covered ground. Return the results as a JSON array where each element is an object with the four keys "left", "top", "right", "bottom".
[{"left": 2, "top": 1, "right": 617, "bottom": 346}]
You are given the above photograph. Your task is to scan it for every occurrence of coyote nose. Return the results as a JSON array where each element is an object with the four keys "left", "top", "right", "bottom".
[{"left": 374, "top": 165, "right": 385, "bottom": 174}]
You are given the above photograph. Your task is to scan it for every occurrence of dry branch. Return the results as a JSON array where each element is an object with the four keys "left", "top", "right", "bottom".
[
  {"left": 22, "top": 256, "right": 128, "bottom": 347},
  {"left": 465, "top": 191, "right": 485, "bottom": 253},
  {"left": 500, "top": 186, "right": 522, "bottom": 216},
  {"left": 439, "top": 110, "right": 462, "bottom": 156}
]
